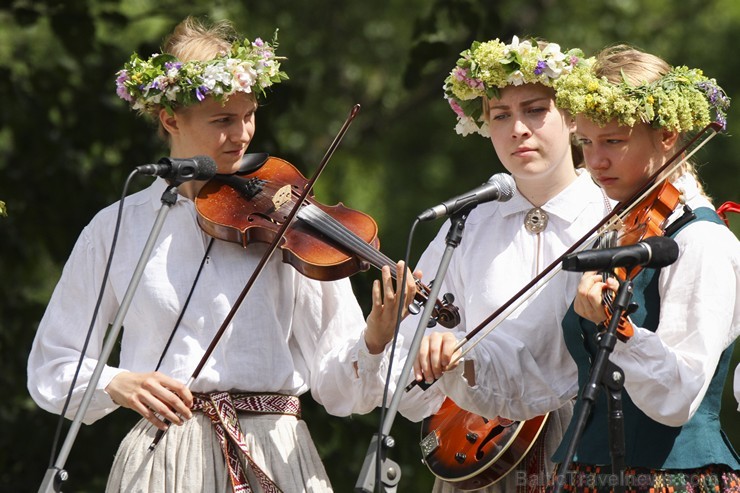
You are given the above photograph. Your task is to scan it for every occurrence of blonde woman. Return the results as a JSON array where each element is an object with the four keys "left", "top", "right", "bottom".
[
  {"left": 551, "top": 44, "right": 740, "bottom": 491},
  {"left": 27, "top": 16, "right": 413, "bottom": 493}
]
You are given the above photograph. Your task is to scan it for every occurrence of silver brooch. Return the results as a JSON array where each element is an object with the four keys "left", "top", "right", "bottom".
[{"left": 524, "top": 207, "right": 549, "bottom": 234}]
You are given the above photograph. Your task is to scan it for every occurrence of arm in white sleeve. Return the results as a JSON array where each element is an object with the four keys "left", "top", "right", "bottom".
[
  {"left": 392, "top": 319, "right": 580, "bottom": 423},
  {"left": 392, "top": 324, "right": 464, "bottom": 423},
  {"left": 299, "top": 277, "right": 392, "bottom": 417},
  {"left": 27, "top": 225, "right": 123, "bottom": 424},
  {"left": 610, "top": 221, "right": 740, "bottom": 426},
  {"left": 445, "top": 329, "right": 579, "bottom": 421}
]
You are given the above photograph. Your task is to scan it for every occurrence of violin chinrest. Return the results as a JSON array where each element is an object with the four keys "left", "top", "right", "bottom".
[{"left": 237, "top": 152, "right": 270, "bottom": 174}]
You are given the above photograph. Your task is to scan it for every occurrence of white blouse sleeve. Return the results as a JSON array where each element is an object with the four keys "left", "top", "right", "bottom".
[
  {"left": 444, "top": 330, "right": 579, "bottom": 421},
  {"left": 294, "top": 276, "right": 391, "bottom": 417},
  {"left": 392, "top": 323, "right": 580, "bottom": 423},
  {"left": 610, "top": 220, "right": 740, "bottom": 426},
  {"left": 27, "top": 225, "right": 124, "bottom": 424}
]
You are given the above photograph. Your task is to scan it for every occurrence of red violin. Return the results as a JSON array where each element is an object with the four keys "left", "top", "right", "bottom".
[
  {"left": 600, "top": 179, "right": 683, "bottom": 341},
  {"left": 194, "top": 155, "right": 460, "bottom": 328}
]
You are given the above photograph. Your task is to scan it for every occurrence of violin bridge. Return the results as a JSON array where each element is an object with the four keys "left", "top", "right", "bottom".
[
  {"left": 599, "top": 222, "right": 622, "bottom": 238},
  {"left": 272, "top": 184, "right": 293, "bottom": 210}
]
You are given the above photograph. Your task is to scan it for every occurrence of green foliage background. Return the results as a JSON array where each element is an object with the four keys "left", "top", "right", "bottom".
[{"left": 1, "top": 0, "right": 739, "bottom": 491}]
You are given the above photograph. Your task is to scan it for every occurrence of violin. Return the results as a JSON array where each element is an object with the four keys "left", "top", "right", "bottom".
[
  {"left": 598, "top": 179, "right": 684, "bottom": 341},
  {"left": 194, "top": 154, "right": 461, "bottom": 328}
]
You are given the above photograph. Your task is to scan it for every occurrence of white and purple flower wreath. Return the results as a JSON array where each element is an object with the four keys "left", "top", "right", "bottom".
[
  {"left": 444, "top": 36, "right": 585, "bottom": 137},
  {"left": 115, "top": 33, "right": 288, "bottom": 115}
]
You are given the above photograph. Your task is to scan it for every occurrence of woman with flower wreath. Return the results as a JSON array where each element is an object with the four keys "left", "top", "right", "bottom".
[
  {"left": 393, "top": 36, "right": 615, "bottom": 492},
  {"left": 546, "top": 44, "right": 740, "bottom": 492},
  {"left": 27, "top": 16, "right": 415, "bottom": 493}
]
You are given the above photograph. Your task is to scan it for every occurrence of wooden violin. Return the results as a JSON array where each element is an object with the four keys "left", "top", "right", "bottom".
[
  {"left": 598, "top": 179, "right": 684, "bottom": 341},
  {"left": 194, "top": 155, "right": 460, "bottom": 328}
]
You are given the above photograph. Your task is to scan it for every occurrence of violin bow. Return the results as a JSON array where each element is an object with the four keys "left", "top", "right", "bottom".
[
  {"left": 407, "top": 121, "right": 722, "bottom": 391},
  {"left": 150, "top": 104, "right": 362, "bottom": 449}
]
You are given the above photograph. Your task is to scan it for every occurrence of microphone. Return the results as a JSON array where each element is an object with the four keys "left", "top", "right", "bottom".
[
  {"left": 136, "top": 155, "right": 218, "bottom": 182},
  {"left": 562, "top": 236, "right": 679, "bottom": 272},
  {"left": 417, "top": 173, "right": 516, "bottom": 221}
]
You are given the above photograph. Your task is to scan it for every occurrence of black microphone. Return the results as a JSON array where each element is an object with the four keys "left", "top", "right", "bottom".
[
  {"left": 417, "top": 173, "right": 516, "bottom": 221},
  {"left": 562, "top": 236, "right": 679, "bottom": 272},
  {"left": 136, "top": 155, "right": 218, "bottom": 182}
]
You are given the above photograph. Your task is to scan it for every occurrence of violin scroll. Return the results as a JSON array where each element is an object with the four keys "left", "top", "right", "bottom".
[{"left": 411, "top": 288, "right": 460, "bottom": 329}]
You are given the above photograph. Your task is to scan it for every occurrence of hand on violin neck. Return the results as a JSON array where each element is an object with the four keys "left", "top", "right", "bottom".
[
  {"left": 364, "top": 261, "right": 420, "bottom": 354},
  {"left": 573, "top": 271, "right": 620, "bottom": 325}
]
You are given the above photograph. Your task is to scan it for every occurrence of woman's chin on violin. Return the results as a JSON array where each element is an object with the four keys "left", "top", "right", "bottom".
[{"left": 553, "top": 44, "right": 740, "bottom": 489}]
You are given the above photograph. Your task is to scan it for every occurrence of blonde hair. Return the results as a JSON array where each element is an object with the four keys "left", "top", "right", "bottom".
[
  {"left": 162, "top": 16, "right": 235, "bottom": 63},
  {"left": 155, "top": 17, "right": 257, "bottom": 140},
  {"left": 592, "top": 45, "right": 709, "bottom": 198},
  {"left": 592, "top": 44, "right": 669, "bottom": 86}
]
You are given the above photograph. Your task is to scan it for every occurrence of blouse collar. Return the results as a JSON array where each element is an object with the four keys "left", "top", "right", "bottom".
[{"left": 498, "top": 170, "right": 609, "bottom": 224}]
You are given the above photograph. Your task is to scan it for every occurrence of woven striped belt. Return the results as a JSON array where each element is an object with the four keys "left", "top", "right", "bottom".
[{"left": 192, "top": 392, "right": 301, "bottom": 493}]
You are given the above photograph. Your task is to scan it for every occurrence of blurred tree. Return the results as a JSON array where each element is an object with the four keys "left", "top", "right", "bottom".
[{"left": 1, "top": 0, "right": 738, "bottom": 491}]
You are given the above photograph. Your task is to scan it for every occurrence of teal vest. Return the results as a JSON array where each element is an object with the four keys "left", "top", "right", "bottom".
[{"left": 554, "top": 207, "right": 740, "bottom": 469}]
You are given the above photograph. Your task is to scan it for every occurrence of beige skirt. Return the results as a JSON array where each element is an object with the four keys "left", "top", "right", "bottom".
[{"left": 106, "top": 413, "right": 332, "bottom": 493}]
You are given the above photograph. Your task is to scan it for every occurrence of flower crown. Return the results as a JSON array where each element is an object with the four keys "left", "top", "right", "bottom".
[
  {"left": 554, "top": 62, "right": 730, "bottom": 132},
  {"left": 115, "top": 33, "right": 288, "bottom": 115},
  {"left": 443, "top": 36, "right": 586, "bottom": 137}
]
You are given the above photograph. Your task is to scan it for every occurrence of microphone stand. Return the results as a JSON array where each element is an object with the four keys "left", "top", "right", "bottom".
[
  {"left": 554, "top": 278, "right": 634, "bottom": 493},
  {"left": 38, "top": 183, "right": 181, "bottom": 493},
  {"left": 355, "top": 207, "right": 472, "bottom": 493}
]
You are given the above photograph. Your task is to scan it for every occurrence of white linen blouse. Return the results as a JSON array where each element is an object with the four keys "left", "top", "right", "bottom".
[
  {"left": 27, "top": 178, "right": 388, "bottom": 424},
  {"left": 395, "top": 170, "right": 614, "bottom": 422}
]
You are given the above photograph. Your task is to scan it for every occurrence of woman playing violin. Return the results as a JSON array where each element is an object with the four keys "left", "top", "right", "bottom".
[
  {"left": 549, "top": 45, "right": 740, "bottom": 491},
  {"left": 27, "top": 16, "right": 414, "bottom": 493},
  {"left": 394, "top": 37, "right": 616, "bottom": 492}
]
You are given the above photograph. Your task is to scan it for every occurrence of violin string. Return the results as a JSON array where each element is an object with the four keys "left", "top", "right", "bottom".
[
  {"left": 298, "top": 204, "right": 426, "bottom": 294},
  {"left": 295, "top": 203, "right": 446, "bottom": 317},
  {"left": 296, "top": 203, "right": 397, "bottom": 272}
]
